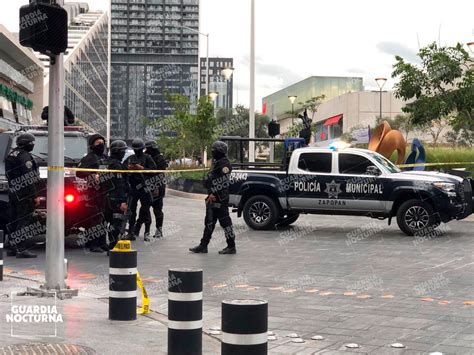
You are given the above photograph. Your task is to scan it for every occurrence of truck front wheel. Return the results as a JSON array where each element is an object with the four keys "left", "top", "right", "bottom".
[
  {"left": 243, "top": 195, "right": 279, "bottom": 230},
  {"left": 396, "top": 199, "right": 437, "bottom": 236}
]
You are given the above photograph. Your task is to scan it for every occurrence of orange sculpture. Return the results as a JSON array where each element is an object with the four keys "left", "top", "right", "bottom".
[{"left": 368, "top": 121, "right": 406, "bottom": 164}]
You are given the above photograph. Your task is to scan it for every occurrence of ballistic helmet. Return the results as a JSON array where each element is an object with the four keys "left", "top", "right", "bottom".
[
  {"left": 110, "top": 140, "right": 128, "bottom": 155},
  {"left": 131, "top": 138, "right": 145, "bottom": 150},
  {"left": 16, "top": 133, "right": 35, "bottom": 147},
  {"left": 145, "top": 140, "right": 157, "bottom": 150},
  {"left": 211, "top": 141, "right": 228, "bottom": 156}
]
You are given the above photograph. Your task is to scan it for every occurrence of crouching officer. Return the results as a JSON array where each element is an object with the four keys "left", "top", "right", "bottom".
[
  {"left": 190, "top": 141, "right": 236, "bottom": 254},
  {"left": 145, "top": 140, "right": 168, "bottom": 239},
  {"left": 5, "top": 133, "right": 40, "bottom": 258},
  {"left": 125, "top": 138, "right": 156, "bottom": 241},
  {"left": 106, "top": 140, "right": 129, "bottom": 250},
  {"left": 77, "top": 134, "right": 109, "bottom": 253}
]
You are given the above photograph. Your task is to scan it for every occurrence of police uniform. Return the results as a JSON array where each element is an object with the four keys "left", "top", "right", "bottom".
[
  {"left": 5, "top": 134, "right": 40, "bottom": 258},
  {"left": 106, "top": 141, "right": 129, "bottom": 250},
  {"left": 77, "top": 134, "right": 109, "bottom": 252},
  {"left": 190, "top": 141, "right": 236, "bottom": 254},
  {"left": 125, "top": 143, "right": 156, "bottom": 239},
  {"left": 145, "top": 142, "right": 168, "bottom": 238}
]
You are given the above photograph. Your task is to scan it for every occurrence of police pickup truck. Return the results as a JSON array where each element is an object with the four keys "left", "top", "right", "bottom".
[
  {"left": 224, "top": 138, "right": 473, "bottom": 236},
  {"left": 0, "top": 126, "right": 90, "bottom": 237}
]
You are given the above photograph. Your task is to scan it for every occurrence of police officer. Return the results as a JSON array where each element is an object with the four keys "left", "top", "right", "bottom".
[
  {"left": 189, "top": 141, "right": 236, "bottom": 254},
  {"left": 125, "top": 138, "right": 156, "bottom": 241},
  {"left": 5, "top": 133, "right": 40, "bottom": 258},
  {"left": 106, "top": 140, "right": 129, "bottom": 250},
  {"left": 144, "top": 140, "right": 168, "bottom": 239},
  {"left": 77, "top": 134, "right": 109, "bottom": 253}
]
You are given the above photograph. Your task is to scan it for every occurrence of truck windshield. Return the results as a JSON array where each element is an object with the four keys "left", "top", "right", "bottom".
[
  {"left": 369, "top": 153, "right": 401, "bottom": 174},
  {"left": 12, "top": 135, "right": 88, "bottom": 161}
]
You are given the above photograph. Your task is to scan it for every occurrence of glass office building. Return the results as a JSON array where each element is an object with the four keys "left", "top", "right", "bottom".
[
  {"left": 111, "top": 0, "right": 199, "bottom": 140},
  {"left": 200, "top": 57, "right": 233, "bottom": 110},
  {"left": 36, "top": 3, "right": 109, "bottom": 136},
  {"left": 262, "top": 76, "right": 364, "bottom": 118}
]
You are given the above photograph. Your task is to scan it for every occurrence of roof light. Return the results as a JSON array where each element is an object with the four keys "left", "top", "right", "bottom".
[{"left": 329, "top": 141, "right": 351, "bottom": 151}]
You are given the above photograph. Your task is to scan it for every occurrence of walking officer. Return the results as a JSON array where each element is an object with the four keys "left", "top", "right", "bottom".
[
  {"left": 189, "top": 141, "right": 236, "bottom": 254},
  {"left": 106, "top": 140, "right": 129, "bottom": 250},
  {"left": 77, "top": 134, "right": 109, "bottom": 253},
  {"left": 144, "top": 140, "right": 168, "bottom": 239},
  {"left": 5, "top": 133, "right": 40, "bottom": 258},
  {"left": 125, "top": 138, "right": 156, "bottom": 241}
]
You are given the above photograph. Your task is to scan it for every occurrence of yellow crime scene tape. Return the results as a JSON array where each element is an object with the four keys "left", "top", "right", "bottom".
[
  {"left": 136, "top": 271, "right": 150, "bottom": 315},
  {"left": 64, "top": 167, "right": 208, "bottom": 174},
  {"left": 397, "top": 162, "right": 474, "bottom": 169}
]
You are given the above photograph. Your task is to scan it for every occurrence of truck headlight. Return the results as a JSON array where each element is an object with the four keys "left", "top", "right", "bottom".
[{"left": 432, "top": 182, "right": 456, "bottom": 192}]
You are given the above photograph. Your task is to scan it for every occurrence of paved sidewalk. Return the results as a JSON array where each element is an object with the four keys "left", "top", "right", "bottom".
[{"left": 1, "top": 194, "right": 473, "bottom": 354}]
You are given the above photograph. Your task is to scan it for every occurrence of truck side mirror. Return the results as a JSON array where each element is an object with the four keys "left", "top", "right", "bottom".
[{"left": 366, "top": 165, "right": 381, "bottom": 176}]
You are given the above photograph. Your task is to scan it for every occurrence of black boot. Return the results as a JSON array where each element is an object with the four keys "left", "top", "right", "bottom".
[
  {"left": 189, "top": 245, "right": 208, "bottom": 253},
  {"left": 218, "top": 246, "right": 236, "bottom": 255},
  {"left": 154, "top": 227, "right": 163, "bottom": 239},
  {"left": 7, "top": 249, "right": 17, "bottom": 257},
  {"left": 144, "top": 224, "right": 151, "bottom": 242},
  {"left": 16, "top": 250, "right": 37, "bottom": 258}
]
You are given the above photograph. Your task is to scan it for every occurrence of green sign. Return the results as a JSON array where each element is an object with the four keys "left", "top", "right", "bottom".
[{"left": 0, "top": 83, "right": 33, "bottom": 111}]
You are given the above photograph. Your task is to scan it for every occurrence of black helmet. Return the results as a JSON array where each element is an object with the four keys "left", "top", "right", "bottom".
[
  {"left": 110, "top": 140, "right": 128, "bottom": 155},
  {"left": 145, "top": 140, "right": 157, "bottom": 149},
  {"left": 211, "top": 141, "right": 228, "bottom": 155},
  {"left": 16, "top": 133, "right": 35, "bottom": 147},
  {"left": 131, "top": 138, "right": 145, "bottom": 150},
  {"left": 88, "top": 133, "right": 105, "bottom": 147}
]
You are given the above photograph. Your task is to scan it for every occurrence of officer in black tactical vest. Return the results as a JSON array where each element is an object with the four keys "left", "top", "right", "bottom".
[
  {"left": 189, "top": 141, "right": 236, "bottom": 254},
  {"left": 124, "top": 138, "right": 156, "bottom": 241},
  {"left": 144, "top": 140, "right": 168, "bottom": 239},
  {"left": 77, "top": 134, "right": 109, "bottom": 253},
  {"left": 106, "top": 140, "right": 129, "bottom": 250},
  {"left": 5, "top": 133, "right": 41, "bottom": 258}
]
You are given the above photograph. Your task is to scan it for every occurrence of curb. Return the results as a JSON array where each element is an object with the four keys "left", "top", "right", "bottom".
[{"left": 166, "top": 188, "right": 206, "bottom": 200}]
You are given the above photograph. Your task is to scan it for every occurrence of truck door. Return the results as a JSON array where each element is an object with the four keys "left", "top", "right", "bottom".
[
  {"left": 287, "top": 151, "right": 338, "bottom": 210},
  {"left": 335, "top": 152, "right": 388, "bottom": 212}
]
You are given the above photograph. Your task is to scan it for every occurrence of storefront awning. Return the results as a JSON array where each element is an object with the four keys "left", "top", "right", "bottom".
[{"left": 323, "top": 114, "right": 343, "bottom": 126}]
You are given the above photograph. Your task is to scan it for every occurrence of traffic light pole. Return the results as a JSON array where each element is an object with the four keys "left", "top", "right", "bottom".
[{"left": 45, "top": 51, "right": 66, "bottom": 290}]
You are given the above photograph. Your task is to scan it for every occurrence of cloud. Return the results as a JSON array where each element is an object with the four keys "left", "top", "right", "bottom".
[
  {"left": 240, "top": 56, "right": 304, "bottom": 88},
  {"left": 376, "top": 41, "right": 420, "bottom": 63}
]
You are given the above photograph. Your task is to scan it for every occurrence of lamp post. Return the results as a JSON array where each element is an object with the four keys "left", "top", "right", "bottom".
[
  {"left": 288, "top": 95, "right": 297, "bottom": 125},
  {"left": 209, "top": 91, "right": 219, "bottom": 109},
  {"left": 467, "top": 42, "right": 474, "bottom": 54},
  {"left": 221, "top": 67, "right": 234, "bottom": 110},
  {"left": 375, "top": 78, "right": 387, "bottom": 121}
]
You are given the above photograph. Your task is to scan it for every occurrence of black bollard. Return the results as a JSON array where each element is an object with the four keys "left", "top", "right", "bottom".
[
  {"left": 168, "top": 268, "right": 203, "bottom": 355},
  {"left": 222, "top": 299, "right": 268, "bottom": 355},
  {"left": 109, "top": 241, "right": 137, "bottom": 321},
  {"left": 0, "top": 230, "right": 3, "bottom": 281}
]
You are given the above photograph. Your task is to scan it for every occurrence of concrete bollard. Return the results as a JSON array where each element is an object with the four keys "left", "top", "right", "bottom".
[
  {"left": 109, "top": 241, "right": 137, "bottom": 321},
  {"left": 222, "top": 299, "right": 268, "bottom": 355},
  {"left": 0, "top": 230, "right": 3, "bottom": 281},
  {"left": 168, "top": 268, "right": 203, "bottom": 355}
]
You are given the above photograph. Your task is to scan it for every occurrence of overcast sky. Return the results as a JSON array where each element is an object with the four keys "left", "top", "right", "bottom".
[{"left": 3, "top": 0, "right": 474, "bottom": 111}]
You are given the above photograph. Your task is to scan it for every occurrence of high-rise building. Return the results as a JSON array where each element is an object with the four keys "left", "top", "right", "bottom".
[
  {"left": 36, "top": 2, "right": 109, "bottom": 135},
  {"left": 110, "top": 0, "right": 199, "bottom": 140},
  {"left": 200, "top": 57, "right": 233, "bottom": 110}
]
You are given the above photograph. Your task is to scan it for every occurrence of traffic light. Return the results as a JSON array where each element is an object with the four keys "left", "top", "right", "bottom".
[
  {"left": 19, "top": 1, "right": 68, "bottom": 55},
  {"left": 41, "top": 106, "right": 75, "bottom": 126},
  {"left": 268, "top": 120, "right": 280, "bottom": 138}
]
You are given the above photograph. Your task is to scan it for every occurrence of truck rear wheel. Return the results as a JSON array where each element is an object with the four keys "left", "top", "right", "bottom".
[
  {"left": 243, "top": 195, "right": 279, "bottom": 230},
  {"left": 396, "top": 199, "right": 437, "bottom": 236}
]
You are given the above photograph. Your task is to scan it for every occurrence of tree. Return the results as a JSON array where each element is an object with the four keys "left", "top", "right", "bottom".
[
  {"left": 297, "top": 95, "right": 326, "bottom": 120},
  {"left": 392, "top": 42, "right": 474, "bottom": 127},
  {"left": 215, "top": 105, "right": 270, "bottom": 138}
]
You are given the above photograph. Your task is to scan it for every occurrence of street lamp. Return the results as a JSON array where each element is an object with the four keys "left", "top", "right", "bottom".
[
  {"left": 288, "top": 95, "right": 297, "bottom": 124},
  {"left": 467, "top": 42, "right": 474, "bottom": 54},
  {"left": 375, "top": 77, "right": 387, "bottom": 120},
  {"left": 221, "top": 67, "right": 234, "bottom": 110},
  {"left": 209, "top": 91, "right": 219, "bottom": 101}
]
